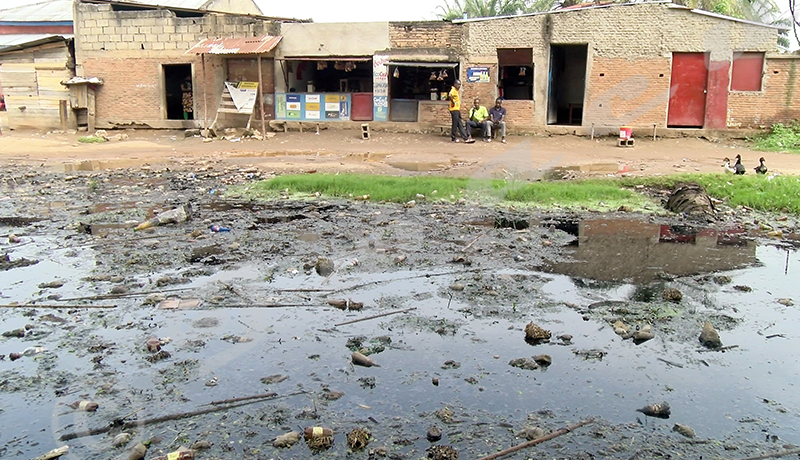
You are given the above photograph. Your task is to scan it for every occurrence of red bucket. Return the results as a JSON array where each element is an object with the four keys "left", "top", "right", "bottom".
[{"left": 619, "top": 126, "right": 633, "bottom": 140}]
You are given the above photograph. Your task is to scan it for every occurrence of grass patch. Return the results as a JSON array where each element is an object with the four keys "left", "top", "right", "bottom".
[
  {"left": 505, "top": 179, "right": 654, "bottom": 210},
  {"left": 231, "top": 174, "right": 479, "bottom": 203},
  {"left": 751, "top": 122, "right": 800, "bottom": 153},
  {"left": 618, "top": 173, "right": 800, "bottom": 213},
  {"left": 230, "top": 173, "right": 800, "bottom": 214},
  {"left": 78, "top": 136, "right": 108, "bottom": 143}
]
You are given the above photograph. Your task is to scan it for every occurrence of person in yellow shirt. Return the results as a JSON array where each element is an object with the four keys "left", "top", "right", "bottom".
[
  {"left": 447, "top": 80, "right": 474, "bottom": 143},
  {"left": 467, "top": 98, "right": 491, "bottom": 142}
]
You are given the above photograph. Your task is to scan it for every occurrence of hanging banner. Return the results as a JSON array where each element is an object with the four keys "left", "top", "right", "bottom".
[
  {"left": 225, "top": 81, "right": 258, "bottom": 114},
  {"left": 372, "top": 55, "right": 389, "bottom": 122},
  {"left": 274, "top": 93, "right": 352, "bottom": 121}
]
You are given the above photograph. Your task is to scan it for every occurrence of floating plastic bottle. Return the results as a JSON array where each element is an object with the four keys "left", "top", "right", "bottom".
[{"left": 134, "top": 205, "right": 190, "bottom": 231}]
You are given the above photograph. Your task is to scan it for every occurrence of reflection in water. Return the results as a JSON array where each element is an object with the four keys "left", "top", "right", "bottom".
[{"left": 543, "top": 218, "right": 756, "bottom": 283}]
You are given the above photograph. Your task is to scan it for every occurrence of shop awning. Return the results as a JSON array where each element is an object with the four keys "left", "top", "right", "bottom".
[
  {"left": 278, "top": 56, "right": 372, "bottom": 61},
  {"left": 387, "top": 61, "right": 458, "bottom": 68},
  {"left": 186, "top": 35, "right": 282, "bottom": 55}
]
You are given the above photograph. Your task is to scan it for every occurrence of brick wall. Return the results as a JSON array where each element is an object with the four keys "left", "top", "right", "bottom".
[
  {"left": 463, "top": 3, "right": 779, "bottom": 132},
  {"left": 418, "top": 101, "right": 450, "bottom": 124},
  {"left": 74, "top": 2, "right": 280, "bottom": 127},
  {"left": 727, "top": 56, "right": 800, "bottom": 128},
  {"left": 389, "top": 22, "right": 462, "bottom": 50},
  {"left": 585, "top": 57, "right": 671, "bottom": 128}
]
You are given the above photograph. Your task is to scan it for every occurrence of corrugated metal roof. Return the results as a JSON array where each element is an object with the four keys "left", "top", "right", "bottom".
[
  {"left": 100, "top": 0, "right": 210, "bottom": 9},
  {"left": 0, "top": 0, "right": 74, "bottom": 22},
  {"left": 0, "top": 34, "right": 72, "bottom": 53},
  {"left": 186, "top": 35, "right": 282, "bottom": 54},
  {"left": 0, "top": 33, "right": 73, "bottom": 49}
]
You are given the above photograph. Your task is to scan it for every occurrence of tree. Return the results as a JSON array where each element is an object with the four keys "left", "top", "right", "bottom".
[
  {"left": 671, "top": 0, "right": 790, "bottom": 47},
  {"left": 436, "top": 0, "right": 559, "bottom": 20}
]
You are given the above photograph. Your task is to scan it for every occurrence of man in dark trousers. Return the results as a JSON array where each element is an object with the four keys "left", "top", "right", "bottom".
[
  {"left": 447, "top": 80, "right": 475, "bottom": 143},
  {"left": 488, "top": 97, "right": 507, "bottom": 143}
]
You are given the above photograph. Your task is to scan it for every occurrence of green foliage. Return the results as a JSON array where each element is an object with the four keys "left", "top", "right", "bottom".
[
  {"left": 78, "top": 136, "right": 108, "bottom": 143},
  {"left": 235, "top": 174, "right": 476, "bottom": 203},
  {"left": 618, "top": 173, "right": 800, "bottom": 213},
  {"left": 752, "top": 122, "right": 800, "bottom": 153},
  {"left": 436, "top": 0, "right": 557, "bottom": 20},
  {"left": 233, "top": 173, "right": 800, "bottom": 214},
  {"left": 504, "top": 179, "right": 653, "bottom": 209}
]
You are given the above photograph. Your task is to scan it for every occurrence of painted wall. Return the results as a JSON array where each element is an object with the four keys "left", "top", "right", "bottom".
[
  {"left": 727, "top": 55, "right": 800, "bottom": 128},
  {"left": 276, "top": 22, "right": 389, "bottom": 58}
]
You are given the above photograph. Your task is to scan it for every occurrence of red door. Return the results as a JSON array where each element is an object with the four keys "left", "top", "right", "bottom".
[
  {"left": 351, "top": 92, "right": 373, "bottom": 121},
  {"left": 668, "top": 53, "right": 708, "bottom": 127}
]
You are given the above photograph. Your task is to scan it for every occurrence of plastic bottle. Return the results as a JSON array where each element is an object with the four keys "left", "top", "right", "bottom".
[
  {"left": 210, "top": 225, "right": 231, "bottom": 232},
  {"left": 134, "top": 205, "right": 190, "bottom": 231}
]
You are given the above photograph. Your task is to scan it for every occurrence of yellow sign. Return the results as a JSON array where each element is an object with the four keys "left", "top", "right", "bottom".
[
  {"left": 237, "top": 81, "right": 259, "bottom": 89},
  {"left": 305, "top": 102, "right": 320, "bottom": 111}
]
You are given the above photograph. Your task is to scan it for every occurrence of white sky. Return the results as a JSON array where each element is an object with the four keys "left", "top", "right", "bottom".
[{"left": 0, "top": 0, "right": 797, "bottom": 47}]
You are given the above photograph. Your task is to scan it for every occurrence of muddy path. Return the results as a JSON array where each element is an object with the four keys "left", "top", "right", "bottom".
[{"left": 0, "top": 160, "right": 799, "bottom": 460}]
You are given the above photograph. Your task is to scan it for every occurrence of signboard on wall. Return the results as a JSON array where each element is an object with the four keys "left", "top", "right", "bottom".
[
  {"left": 372, "top": 55, "right": 389, "bottom": 122},
  {"left": 467, "top": 67, "right": 490, "bottom": 83},
  {"left": 274, "top": 93, "right": 351, "bottom": 121},
  {"left": 224, "top": 81, "right": 259, "bottom": 113}
]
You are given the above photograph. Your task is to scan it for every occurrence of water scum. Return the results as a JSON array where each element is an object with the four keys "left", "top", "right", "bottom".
[{"left": 0, "top": 163, "right": 799, "bottom": 459}]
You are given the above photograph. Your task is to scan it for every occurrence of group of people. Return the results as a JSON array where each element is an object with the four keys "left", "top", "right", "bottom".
[{"left": 447, "top": 79, "right": 507, "bottom": 144}]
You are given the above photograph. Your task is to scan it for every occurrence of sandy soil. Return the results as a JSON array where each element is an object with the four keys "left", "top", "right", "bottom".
[{"left": 2, "top": 128, "right": 798, "bottom": 177}]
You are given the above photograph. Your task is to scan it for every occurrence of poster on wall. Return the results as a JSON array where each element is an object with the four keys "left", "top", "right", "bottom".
[
  {"left": 224, "top": 81, "right": 259, "bottom": 113},
  {"left": 273, "top": 93, "right": 352, "bottom": 121},
  {"left": 372, "top": 55, "right": 389, "bottom": 122},
  {"left": 466, "top": 67, "right": 490, "bottom": 83}
]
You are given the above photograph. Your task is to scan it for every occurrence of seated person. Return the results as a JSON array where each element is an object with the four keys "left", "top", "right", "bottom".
[
  {"left": 466, "top": 98, "right": 491, "bottom": 142},
  {"left": 488, "top": 98, "right": 507, "bottom": 143}
]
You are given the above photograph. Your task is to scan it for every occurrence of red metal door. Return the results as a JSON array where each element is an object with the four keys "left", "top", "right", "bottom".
[
  {"left": 668, "top": 53, "right": 708, "bottom": 127},
  {"left": 351, "top": 92, "right": 373, "bottom": 121}
]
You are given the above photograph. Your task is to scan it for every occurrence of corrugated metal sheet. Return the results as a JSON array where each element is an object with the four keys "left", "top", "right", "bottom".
[
  {"left": 0, "top": 34, "right": 73, "bottom": 51},
  {"left": 0, "top": 0, "right": 74, "bottom": 22},
  {"left": 100, "top": 0, "right": 209, "bottom": 9},
  {"left": 186, "top": 35, "right": 282, "bottom": 55}
]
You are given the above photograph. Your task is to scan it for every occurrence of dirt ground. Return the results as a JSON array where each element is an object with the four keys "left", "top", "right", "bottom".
[
  {"left": 2, "top": 127, "right": 800, "bottom": 177},
  {"left": 1, "top": 127, "right": 799, "bottom": 460}
]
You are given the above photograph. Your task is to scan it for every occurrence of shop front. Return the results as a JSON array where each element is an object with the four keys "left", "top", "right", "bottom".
[
  {"left": 386, "top": 61, "right": 459, "bottom": 122},
  {"left": 275, "top": 57, "right": 374, "bottom": 121}
]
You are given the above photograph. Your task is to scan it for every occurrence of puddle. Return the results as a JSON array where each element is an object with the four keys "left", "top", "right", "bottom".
[
  {"left": 1, "top": 202, "right": 799, "bottom": 459},
  {"left": 387, "top": 161, "right": 449, "bottom": 172},
  {"left": 63, "top": 159, "right": 146, "bottom": 171},
  {"left": 542, "top": 218, "right": 756, "bottom": 282}
]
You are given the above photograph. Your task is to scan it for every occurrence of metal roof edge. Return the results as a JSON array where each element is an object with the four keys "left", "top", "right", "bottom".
[
  {"left": 451, "top": 1, "right": 672, "bottom": 23},
  {"left": 80, "top": 0, "right": 311, "bottom": 23},
  {"left": 0, "top": 35, "right": 72, "bottom": 55},
  {"left": 684, "top": 8, "right": 789, "bottom": 31}
]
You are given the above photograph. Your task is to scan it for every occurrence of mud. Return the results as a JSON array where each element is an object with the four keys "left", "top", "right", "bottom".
[{"left": 0, "top": 155, "right": 799, "bottom": 460}]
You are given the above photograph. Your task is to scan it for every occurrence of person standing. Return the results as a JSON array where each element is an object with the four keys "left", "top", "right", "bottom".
[
  {"left": 489, "top": 98, "right": 507, "bottom": 143},
  {"left": 467, "top": 98, "right": 491, "bottom": 142},
  {"left": 447, "top": 80, "right": 474, "bottom": 143},
  {"left": 181, "top": 76, "right": 193, "bottom": 120}
]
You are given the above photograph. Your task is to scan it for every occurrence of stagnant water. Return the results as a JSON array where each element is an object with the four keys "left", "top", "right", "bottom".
[{"left": 0, "top": 220, "right": 798, "bottom": 459}]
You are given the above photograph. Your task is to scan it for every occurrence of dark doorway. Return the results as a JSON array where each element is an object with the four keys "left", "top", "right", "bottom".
[
  {"left": 164, "top": 64, "right": 192, "bottom": 120},
  {"left": 547, "top": 44, "right": 587, "bottom": 125},
  {"left": 667, "top": 52, "right": 708, "bottom": 128}
]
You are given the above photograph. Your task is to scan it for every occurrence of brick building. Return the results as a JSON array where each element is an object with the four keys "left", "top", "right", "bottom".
[
  {"left": 14, "top": 0, "right": 798, "bottom": 134},
  {"left": 72, "top": 0, "right": 304, "bottom": 130},
  {"left": 457, "top": 1, "right": 799, "bottom": 133}
]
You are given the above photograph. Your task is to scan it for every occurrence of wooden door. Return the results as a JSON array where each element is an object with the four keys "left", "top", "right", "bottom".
[{"left": 667, "top": 53, "right": 708, "bottom": 127}]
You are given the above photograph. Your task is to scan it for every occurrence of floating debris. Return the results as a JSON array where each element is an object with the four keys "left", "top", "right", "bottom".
[
  {"left": 69, "top": 400, "right": 99, "bottom": 412},
  {"left": 427, "top": 444, "right": 458, "bottom": 460},
  {"left": 673, "top": 423, "right": 696, "bottom": 438},
  {"left": 346, "top": 428, "right": 371, "bottom": 450},
  {"left": 515, "top": 426, "right": 545, "bottom": 440},
  {"left": 632, "top": 325, "right": 654, "bottom": 343},
  {"left": 127, "top": 442, "right": 147, "bottom": 460},
  {"left": 426, "top": 425, "right": 442, "bottom": 442},
  {"left": 636, "top": 402, "right": 671, "bottom": 418},
  {"left": 524, "top": 322, "right": 551, "bottom": 342},
  {"left": 699, "top": 322, "right": 722, "bottom": 348},
  {"left": 273, "top": 431, "right": 301, "bottom": 448},
  {"left": 533, "top": 354, "right": 552, "bottom": 366},
  {"left": 352, "top": 351, "right": 380, "bottom": 367},
  {"left": 613, "top": 320, "right": 629, "bottom": 336},
  {"left": 112, "top": 432, "right": 132, "bottom": 448},
  {"left": 662, "top": 288, "right": 683, "bottom": 303},
  {"left": 509, "top": 357, "right": 539, "bottom": 370}
]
